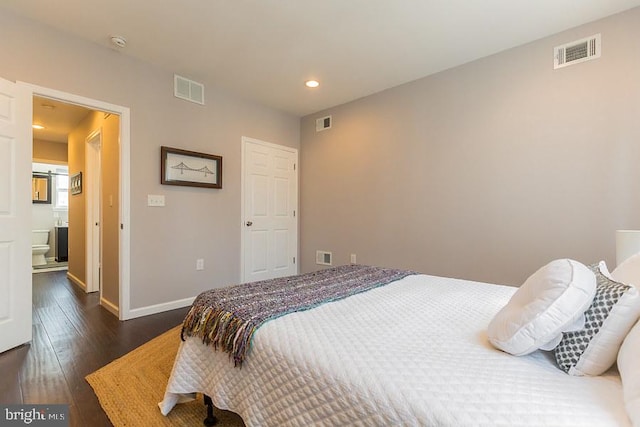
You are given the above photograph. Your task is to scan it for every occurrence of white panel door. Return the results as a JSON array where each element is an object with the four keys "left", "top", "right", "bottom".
[
  {"left": 243, "top": 138, "right": 298, "bottom": 283},
  {"left": 0, "top": 78, "right": 32, "bottom": 353}
]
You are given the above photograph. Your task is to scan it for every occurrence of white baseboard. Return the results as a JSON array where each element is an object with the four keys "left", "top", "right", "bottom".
[
  {"left": 100, "top": 297, "right": 119, "bottom": 317},
  {"left": 67, "top": 272, "right": 192, "bottom": 320},
  {"left": 125, "top": 296, "right": 195, "bottom": 320},
  {"left": 66, "top": 272, "right": 87, "bottom": 291}
]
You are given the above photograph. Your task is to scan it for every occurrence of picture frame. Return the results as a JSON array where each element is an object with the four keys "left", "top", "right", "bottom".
[
  {"left": 161, "top": 146, "right": 222, "bottom": 189},
  {"left": 70, "top": 172, "right": 82, "bottom": 195}
]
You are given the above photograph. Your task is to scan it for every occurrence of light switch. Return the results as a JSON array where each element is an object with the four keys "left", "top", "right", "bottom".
[{"left": 147, "top": 194, "right": 165, "bottom": 207}]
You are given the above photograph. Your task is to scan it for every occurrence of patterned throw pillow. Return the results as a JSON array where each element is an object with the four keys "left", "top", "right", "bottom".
[{"left": 554, "top": 261, "right": 640, "bottom": 376}]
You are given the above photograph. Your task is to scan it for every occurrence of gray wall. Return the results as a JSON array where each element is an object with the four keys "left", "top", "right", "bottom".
[
  {"left": 300, "top": 8, "right": 640, "bottom": 286},
  {"left": 0, "top": 10, "right": 300, "bottom": 310}
]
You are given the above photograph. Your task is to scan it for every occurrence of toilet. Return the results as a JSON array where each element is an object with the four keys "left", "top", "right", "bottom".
[{"left": 32, "top": 229, "right": 50, "bottom": 266}]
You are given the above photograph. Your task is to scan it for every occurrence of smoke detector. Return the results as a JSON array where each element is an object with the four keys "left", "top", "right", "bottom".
[{"left": 110, "top": 36, "right": 127, "bottom": 48}]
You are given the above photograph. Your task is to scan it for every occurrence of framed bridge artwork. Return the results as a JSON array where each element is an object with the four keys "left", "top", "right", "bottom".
[{"left": 161, "top": 146, "right": 222, "bottom": 189}]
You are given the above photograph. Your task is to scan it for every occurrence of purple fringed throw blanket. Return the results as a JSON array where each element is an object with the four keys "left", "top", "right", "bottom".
[{"left": 181, "top": 264, "right": 416, "bottom": 366}]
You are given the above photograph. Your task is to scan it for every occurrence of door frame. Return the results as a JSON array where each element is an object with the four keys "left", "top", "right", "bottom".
[
  {"left": 85, "top": 129, "right": 102, "bottom": 295},
  {"left": 19, "top": 82, "right": 133, "bottom": 320},
  {"left": 240, "top": 136, "right": 299, "bottom": 283}
]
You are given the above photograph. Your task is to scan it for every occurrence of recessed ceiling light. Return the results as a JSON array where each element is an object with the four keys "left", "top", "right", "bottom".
[
  {"left": 305, "top": 80, "right": 320, "bottom": 88},
  {"left": 32, "top": 124, "right": 45, "bottom": 130}
]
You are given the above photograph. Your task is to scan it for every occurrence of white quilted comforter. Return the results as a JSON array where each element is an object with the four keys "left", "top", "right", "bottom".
[{"left": 160, "top": 274, "right": 631, "bottom": 426}]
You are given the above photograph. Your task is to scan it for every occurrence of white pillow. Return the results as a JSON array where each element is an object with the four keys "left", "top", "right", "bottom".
[
  {"left": 618, "top": 319, "right": 640, "bottom": 426},
  {"left": 488, "top": 259, "right": 596, "bottom": 356},
  {"left": 613, "top": 252, "right": 640, "bottom": 286},
  {"left": 554, "top": 261, "right": 640, "bottom": 376}
]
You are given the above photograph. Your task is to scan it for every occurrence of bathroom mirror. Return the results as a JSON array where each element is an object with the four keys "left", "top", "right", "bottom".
[{"left": 32, "top": 173, "right": 51, "bottom": 204}]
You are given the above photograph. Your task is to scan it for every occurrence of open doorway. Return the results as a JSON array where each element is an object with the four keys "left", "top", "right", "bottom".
[
  {"left": 31, "top": 93, "right": 123, "bottom": 317},
  {"left": 32, "top": 97, "right": 87, "bottom": 275}
]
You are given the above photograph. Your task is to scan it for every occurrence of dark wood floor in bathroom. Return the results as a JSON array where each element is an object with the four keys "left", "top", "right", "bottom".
[{"left": 0, "top": 271, "right": 189, "bottom": 426}]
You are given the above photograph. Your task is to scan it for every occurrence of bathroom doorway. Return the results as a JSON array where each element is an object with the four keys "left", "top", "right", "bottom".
[{"left": 31, "top": 160, "right": 69, "bottom": 274}]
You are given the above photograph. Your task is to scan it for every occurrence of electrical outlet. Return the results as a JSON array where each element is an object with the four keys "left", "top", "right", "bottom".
[
  {"left": 196, "top": 259, "right": 204, "bottom": 270},
  {"left": 350, "top": 254, "right": 357, "bottom": 264}
]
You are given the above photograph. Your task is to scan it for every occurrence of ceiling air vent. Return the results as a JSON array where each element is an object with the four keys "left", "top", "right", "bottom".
[
  {"left": 554, "top": 34, "right": 601, "bottom": 69},
  {"left": 174, "top": 74, "right": 205, "bottom": 105},
  {"left": 316, "top": 115, "right": 332, "bottom": 132}
]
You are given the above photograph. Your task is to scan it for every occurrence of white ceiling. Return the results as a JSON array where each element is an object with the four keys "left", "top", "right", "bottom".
[{"left": 4, "top": 1, "right": 640, "bottom": 117}]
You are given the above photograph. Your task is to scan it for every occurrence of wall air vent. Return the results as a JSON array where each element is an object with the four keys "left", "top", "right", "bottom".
[
  {"left": 316, "top": 115, "right": 332, "bottom": 132},
  {"left": 174, "top": 74, "right": 205, "bottom": 105},
  {"left": 316, "top": 250, "right": 333, "bottom": 266},
  {"left": 554, "top": 34, "right": 601, "bottom": 69}
]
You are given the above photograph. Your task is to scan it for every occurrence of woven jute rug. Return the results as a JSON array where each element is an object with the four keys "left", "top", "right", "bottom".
[{"left": 86, "top": 326, "right": 245, "bottom": 426}]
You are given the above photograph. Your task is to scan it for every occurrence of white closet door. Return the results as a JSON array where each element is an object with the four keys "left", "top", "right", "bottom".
[{"left": 242, "top": 137, "right": 298, "bottom": 283}]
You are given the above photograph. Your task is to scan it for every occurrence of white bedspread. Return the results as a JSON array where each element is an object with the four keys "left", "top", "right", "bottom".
[{"left": 160, "top": 274, "right": 631, "bottom": 426}]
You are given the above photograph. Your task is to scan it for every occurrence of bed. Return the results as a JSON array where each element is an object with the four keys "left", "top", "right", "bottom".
[{"left": 160, "top": 267, "right": 633, "bottom": 426}]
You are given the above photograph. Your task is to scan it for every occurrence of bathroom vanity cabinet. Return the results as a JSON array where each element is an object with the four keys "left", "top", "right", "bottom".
[{"left": 55, "top": 226, "right": 68, "bottom": 262}]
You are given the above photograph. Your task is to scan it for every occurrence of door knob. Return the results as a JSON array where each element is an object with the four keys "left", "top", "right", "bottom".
[{"left": 246, "top": 221, "right": 253, "bottom": 226}]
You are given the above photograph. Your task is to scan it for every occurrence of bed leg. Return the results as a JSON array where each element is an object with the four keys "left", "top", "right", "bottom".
[{"left": 203, "top": 394, "right": 218, "bottom": 426}]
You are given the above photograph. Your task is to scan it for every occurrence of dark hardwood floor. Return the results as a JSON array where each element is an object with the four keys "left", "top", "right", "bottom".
[{"left": 0, "top": 271, "right": 189, "bottom": 426}]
